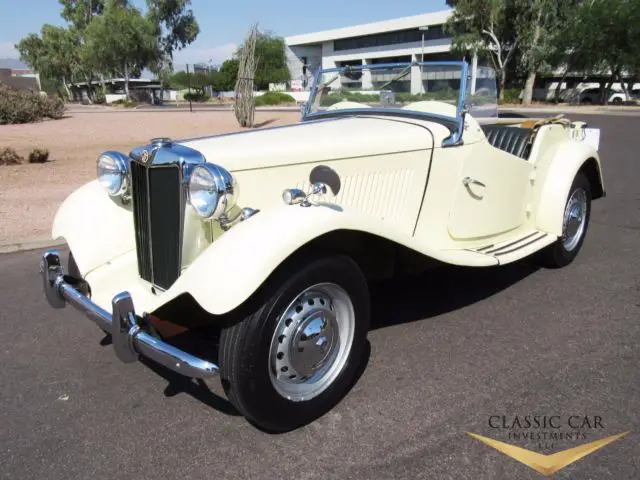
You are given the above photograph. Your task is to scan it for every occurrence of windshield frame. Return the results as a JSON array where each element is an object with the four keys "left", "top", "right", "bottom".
[{"left": 301, "top": 60, "right": 470, "bottom": 147}]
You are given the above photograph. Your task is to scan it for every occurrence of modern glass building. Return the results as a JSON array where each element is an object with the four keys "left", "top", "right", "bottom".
[{"left": 284, "top": 10, "right": 476, "bottom": 94}]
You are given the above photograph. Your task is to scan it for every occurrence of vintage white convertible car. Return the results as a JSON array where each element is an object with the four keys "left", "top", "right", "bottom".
[{"left": 41, "top": 61, "right": 604, "bottom": 432}]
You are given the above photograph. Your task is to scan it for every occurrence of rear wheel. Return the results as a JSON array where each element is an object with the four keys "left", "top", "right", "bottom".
[
  {"left": 538, "top": 173, "right": 591, "bottom": 268},
  {"left": 219, "top": 255, "right": 369, "bottom": 432}
]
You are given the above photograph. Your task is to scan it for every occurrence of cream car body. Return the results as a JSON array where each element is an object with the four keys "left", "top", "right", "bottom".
[
  {"left": 41, "top": 61, "right": 604, "bottom": 431},
  {"left": 52, "top": 110, "right": 603, "bottom": 316}
]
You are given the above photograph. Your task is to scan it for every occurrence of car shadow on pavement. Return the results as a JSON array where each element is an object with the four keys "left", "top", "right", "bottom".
[
  {"left": 140, "top": 355, "right": 242, "bottom": 416},
  {"left": 369, "top": 261, "right": 539, "bottom": 331},
  {"left": 99, "top": 326, "right": 242, "bottom": 416}
]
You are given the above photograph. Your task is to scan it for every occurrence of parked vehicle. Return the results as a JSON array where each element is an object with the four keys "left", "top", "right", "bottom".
[
  {"left": 579, "top": 87, "right": 630, "bottom": 104},
  {"left": 41, "top": 61, "right": 604, "bottom": 432}
]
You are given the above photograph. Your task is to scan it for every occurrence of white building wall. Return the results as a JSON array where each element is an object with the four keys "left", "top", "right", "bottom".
[
  {"left": 286, "top": 10, "right": 458, "bottom": 91},
  {"left": 286, "top": 44, "right": 322, "bottom": 83}
]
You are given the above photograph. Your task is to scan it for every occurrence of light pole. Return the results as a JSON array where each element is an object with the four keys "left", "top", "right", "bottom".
[{"left": 418, "top": 26, "right": 429, "bottom": 94}]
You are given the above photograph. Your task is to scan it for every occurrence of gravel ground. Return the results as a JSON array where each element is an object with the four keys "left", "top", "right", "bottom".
[{"left": 0, "top": 108, "right": 299, "bottom": 243}]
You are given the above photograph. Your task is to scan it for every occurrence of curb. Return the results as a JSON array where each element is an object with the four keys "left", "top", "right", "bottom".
[{"left": 0, "top": 237, "right": 66, "bottom": 254}]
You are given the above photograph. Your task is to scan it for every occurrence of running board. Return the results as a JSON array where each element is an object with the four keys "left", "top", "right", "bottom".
[{"left": 469, "top": 231, "right": 556, "bottom": 265}]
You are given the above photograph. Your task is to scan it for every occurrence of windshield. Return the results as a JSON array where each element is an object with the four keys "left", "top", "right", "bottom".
[{"left": 303, "top": 61, "right": 498, "bottom": 121}]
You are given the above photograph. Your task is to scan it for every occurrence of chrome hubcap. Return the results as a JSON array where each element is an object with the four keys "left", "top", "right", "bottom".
[
  {"left": 269, "top": 283, "right": 355, "bottom": 402},
  {"left": 562, "top": 188, "right": 588, "bottom": 251}
]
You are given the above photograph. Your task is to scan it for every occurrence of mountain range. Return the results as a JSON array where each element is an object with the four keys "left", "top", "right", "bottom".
[{"left": 0, "top": 58, "right": 28, "bottom": 69}]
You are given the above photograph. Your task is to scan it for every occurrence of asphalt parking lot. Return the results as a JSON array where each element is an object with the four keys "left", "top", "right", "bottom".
[{"left": 1, "top": 113, "right": 639, "bottom": 480}]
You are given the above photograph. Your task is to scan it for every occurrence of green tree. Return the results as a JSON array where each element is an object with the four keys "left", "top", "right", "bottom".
[
  {"left": 552, "top": 0, "right": 640, "bottom": 104},
  {"left": 217, "top": 58, "right": 240, "bottom": 92},
  {"left": 146, "top": 0, "right": 199, "bottom": 57},
  {"left": 445, "top": 0, "right": 518, "bottom": 100},
  {"left": 515, "top": 0, "right": 566, "bottom": 105},
  {"left": 85, "top": 1, "right": 159, "bottom": 99},
  {"left": 234, "top": 31, "right": 290, "bottom": 90},
  {"left": 16, "top": 25, "right": 81, "bottom": 99},
  {"left": 217, "top": 59, "right": 239, "bottom": 91},
  {"left": 150, "top": 55, "right": 173, "bottom": 103},
  {"left": 146, "top": 0, "right": 199, "bottom": 103},
  {"left": 59, "top": 0, "right": 107, "bottom": 30}
]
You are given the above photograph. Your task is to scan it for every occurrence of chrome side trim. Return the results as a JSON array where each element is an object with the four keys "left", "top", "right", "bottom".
[
  {"left": 40, "top": 250, "right": 219, "bottom": 379},
  {"left": 493, "top": 233, "right": 549, "bottom": 257}
]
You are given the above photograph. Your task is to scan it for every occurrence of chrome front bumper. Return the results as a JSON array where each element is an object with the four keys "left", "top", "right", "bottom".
[{"left": 40, "top": 250, "right": 219, "bottom": 379}]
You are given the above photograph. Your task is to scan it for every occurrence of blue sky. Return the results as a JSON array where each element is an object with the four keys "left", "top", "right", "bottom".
[{"left": 0, "top": 0, "right": 448, "bottom": 67}]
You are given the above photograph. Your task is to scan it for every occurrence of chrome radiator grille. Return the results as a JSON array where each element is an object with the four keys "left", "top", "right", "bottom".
[{"left": 130, "top": 160, "right": 183, "bottom": 290}]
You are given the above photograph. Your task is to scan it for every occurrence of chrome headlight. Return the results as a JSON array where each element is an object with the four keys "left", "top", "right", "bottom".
[
  {"left": 97, "top": 152, "right": 129, "bottom": 196},
  {"left": 187, "top": 164, "right": 237, "bottom": 219}
]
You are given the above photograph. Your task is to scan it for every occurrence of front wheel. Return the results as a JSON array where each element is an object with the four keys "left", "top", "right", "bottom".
[
  {"left": 219, "top": 255, "right": 370, "bottom": 432},
  {"left": 538, "top": 172, "right": 591, "bottom": 268}
]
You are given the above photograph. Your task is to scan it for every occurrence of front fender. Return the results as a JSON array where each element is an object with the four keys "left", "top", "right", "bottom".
[
  {"left": 52, "top": 180, "right": 135, "bottom": 275},
  {"left": 163, "top": 204, "right": 496, "bottom": 316},
  {"left": 534, "top": 141, "right": 603, "bottom": 236},
  {"left": 166, "top": 204, "right": 410, "bottom": 315}
]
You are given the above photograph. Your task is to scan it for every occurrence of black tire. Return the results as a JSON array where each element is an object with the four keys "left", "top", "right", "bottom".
[
  {"left": 612, "top": 97, "right": 623, "bottom": 104},
  {"left": 219, "top": 255, "right": 370, "bottom": 432},
  {"left": 538, "top": 172, "right": 591, "bottom": 268}
]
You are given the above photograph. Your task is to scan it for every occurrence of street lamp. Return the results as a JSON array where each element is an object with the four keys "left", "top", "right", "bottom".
[{"left": 419, "top": 26, "right": 429, "bottom": 94}]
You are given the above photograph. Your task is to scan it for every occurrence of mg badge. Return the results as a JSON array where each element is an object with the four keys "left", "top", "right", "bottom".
[{"left": 141, "top": 150, "right": 150, "bottom": 163}]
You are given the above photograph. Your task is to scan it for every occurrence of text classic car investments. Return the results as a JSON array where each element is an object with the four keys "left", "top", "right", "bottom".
[{"left": 40, "top": 61, "right": 604, "bottom": 432}]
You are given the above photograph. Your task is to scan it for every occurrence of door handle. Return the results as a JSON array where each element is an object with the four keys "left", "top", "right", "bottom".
[{"left": 463, "top": 177, "right": 486, "bottom": 188}]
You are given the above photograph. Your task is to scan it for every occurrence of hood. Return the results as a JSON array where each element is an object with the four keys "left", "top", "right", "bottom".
[{"left": 177, "top": 116, "right": 437, "bottom": 172}]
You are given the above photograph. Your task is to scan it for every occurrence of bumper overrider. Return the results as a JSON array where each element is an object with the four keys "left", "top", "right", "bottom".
[{"left": 40, "top": 250, "right": 219, "bottom": 379}]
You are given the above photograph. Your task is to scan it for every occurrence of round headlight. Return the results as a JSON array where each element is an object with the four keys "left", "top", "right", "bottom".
[
  {"left": 97, "top": 152, "right": 128, "bottom": 196},
  {"left": 188, "top": 164, "right": 237, "bottom": 219}
]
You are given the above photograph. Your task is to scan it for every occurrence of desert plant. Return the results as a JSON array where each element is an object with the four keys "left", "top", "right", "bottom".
[
  {"left": 0, "top": 147, "right": 24, "bottom": 166},
  {"left": 42, "top": 95, "right": 65, "bottom": 119},
  {"left": 28, "top": 148, "right": 50, "bottom": 164},
  {"left": 0, "top": 84, "right": 66, "bottom": 124},
  {"left": 254, "top": 91, "right": 296, "bottom": 106},
  {"left": 235, "top": 23, "right": 258, "bottom": 127}
]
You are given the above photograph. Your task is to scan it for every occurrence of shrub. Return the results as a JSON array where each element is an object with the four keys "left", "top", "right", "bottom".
[
  {"left": 320, "top": 95, "right": 344, "bottom": 106},
  {"left": 41, "top": 96, "right": 65, "bottom": 119},
  {"left": 29, "top": 148, "right": 50, "bottom": 164},
  {"left": 183, "top": 91, "right": 210, "bottom": 102},
  {"left": 0, "top": 84, "right": 66, "bottom": 124},
  {"left": 112, "top": 98, "right": 137, "bottom": 108},
  {"left": 254, "top": 91, "right": 297, "bottom": 106},
  {"left": 500, "top": 88, "right": 522, "bottom": 104},
  {"left": 0, "top": 147, "right": 23, "bottom": 166}
]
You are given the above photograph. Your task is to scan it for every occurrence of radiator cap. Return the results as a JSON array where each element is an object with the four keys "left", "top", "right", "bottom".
[{"left": 150, "top": 137, "right": 172, "bottom": 148}]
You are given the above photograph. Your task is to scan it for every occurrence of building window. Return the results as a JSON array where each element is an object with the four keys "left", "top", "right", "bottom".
[{"left": 333, "top": 25, "right": 447, "bottom": 52}]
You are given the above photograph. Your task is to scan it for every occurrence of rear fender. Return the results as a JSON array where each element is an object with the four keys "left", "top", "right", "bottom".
[{"left": 534, "top": 141, "right": 603, "bottom": 236}]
